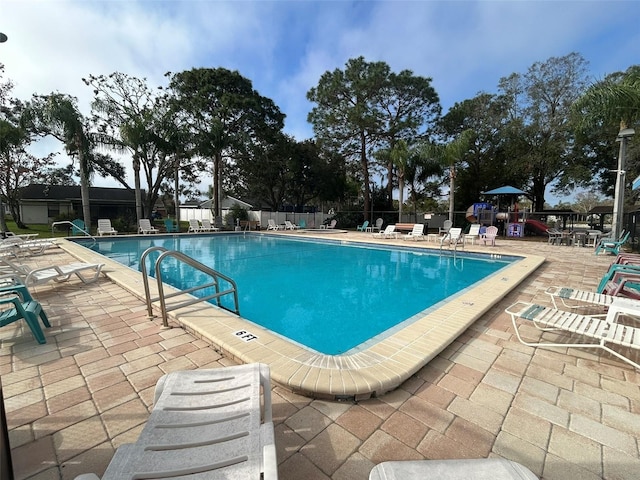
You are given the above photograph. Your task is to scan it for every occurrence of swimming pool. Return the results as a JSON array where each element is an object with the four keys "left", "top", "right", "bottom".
[
  {"left": 63, "top": 231, "right": 543, "bottom": 398},
  {"left": 78, "top": 234, "right": 515, "bottom": 355}
]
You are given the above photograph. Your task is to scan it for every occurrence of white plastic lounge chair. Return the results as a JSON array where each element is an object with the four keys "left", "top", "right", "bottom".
[
  {"left": 138, "top": 219, "right": 159, "bottom": 234},
  {"left": 187, "top": 219, "right": 203, "bottom": 232},
  {"left": 464, "top": 224, "right": 481, "bottom": 245},
  {"left": 370, "top": 459, "right": 538, "bottom": 480},
  {"left": 403, "top": 224, "right": 424, "bottom": 241},
  {"left": 74, "top": 363, "right": 277, "bottom": 480},
  {"left": 505, "top": 301, "right": 640, "bottom": 370},
  {"left": 481, "top": 225, "right": 498, "bottom": 246},
  {"left": 322, "top": 219, "right": 337, "bottom": 229},
  {"left": 372, "top": 225, "right": 397, "bottom": 239},
  {"left": 266, "top": 219, "right": 280, "bottom": 230},
  {"left": 0, "top": 236, "right": 57, "bottom": 256},
  {"left": 372, "top": 217, "right": 384, "bottom": 233},
  {"left": 440, "top": 227, "right": 464, "bottom": 249},
  {"left": 0, "top": 257, "right": 104, "bottom": 287},
  {"left": 545, "top": 284, "right": 640, "bottom": 316},
  {"left": 545, "top": 286, "right": 617, "bottom": 311},
  {"left": 200, "top": 219, "right": 219, "bottom": 231},
  {"left": 284, "top": 220, "right": 299, "bottom": 230},
  {"left": 97, "top": 219, "right": 117, "bottom": 236}
]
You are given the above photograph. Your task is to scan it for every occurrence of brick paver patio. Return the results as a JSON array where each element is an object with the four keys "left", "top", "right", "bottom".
[{"left": 1, "top": 235, "right": 639, "bottom": 480}]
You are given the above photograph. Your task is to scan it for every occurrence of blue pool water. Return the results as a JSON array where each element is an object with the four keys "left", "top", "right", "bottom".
[{"left": 79, "top": 234, "right": 515, "bottom": 354}]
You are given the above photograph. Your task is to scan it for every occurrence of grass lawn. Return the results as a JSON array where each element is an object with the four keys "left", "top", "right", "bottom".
[
  {"left": 4, "top": 219, "right": 193, "bottom": 237},
  {"left": 4, "top": 220, "right": 70, "bottom": 239}
]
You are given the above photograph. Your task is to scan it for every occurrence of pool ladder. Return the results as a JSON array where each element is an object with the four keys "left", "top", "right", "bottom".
[{"left": 140, "top": 246, "right": 240, "bottom": 329}]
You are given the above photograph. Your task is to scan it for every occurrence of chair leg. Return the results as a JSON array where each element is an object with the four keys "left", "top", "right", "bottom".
[
  {"left": 23, "top": 312, "right": 46, "bottom": 344},
  {"left": 39, "top": 309, "right": 51, "bottom": 328}
]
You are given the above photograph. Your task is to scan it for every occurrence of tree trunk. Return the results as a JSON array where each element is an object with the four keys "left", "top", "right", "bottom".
[
  {"left": 0, "top": 198, "right": 7, "bottom": 233},
  {"left": 360, "top": 132, "right": 370, "bottom": 221},
  {"left": 449, "top": 166, "right": 455, "bottom": 223},
  {"left": 174, "top": 158, "right": 180, "bottom": 224},
  {"left": 398, "top": 173, "right": 404, "bottom": 222},
  {"left": 133, "top": 154, "right": 143, "bottom": 221},
  {"left": 77, "top": 138, "right": 92, "bottom": 230},
  {"left": 213, "top": 152, "right": 222, "bottom": 222}
]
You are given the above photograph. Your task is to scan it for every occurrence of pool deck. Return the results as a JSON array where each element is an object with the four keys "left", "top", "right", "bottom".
[{"left": 2, "top": 231, "right": 640, "bottom": 479}]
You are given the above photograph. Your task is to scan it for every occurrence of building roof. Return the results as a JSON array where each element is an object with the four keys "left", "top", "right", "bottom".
[
  {"left": 20, "top": 184, "right": 140, "bottom": 203},
  {"left": 588, "top": 205, "right": 613, "bottom": 215},
  {"left": 196, "top": 196, "right": 253, "bottom": 209}
]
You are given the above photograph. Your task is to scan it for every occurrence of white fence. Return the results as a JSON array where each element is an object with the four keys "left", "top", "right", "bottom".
[{"left": 178, "top": 209, "right": 332, "bottom": 229}]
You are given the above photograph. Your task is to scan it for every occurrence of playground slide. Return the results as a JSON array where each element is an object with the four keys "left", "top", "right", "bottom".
[
  {"left": 525, "top": 219, "right": 550, "bottom": 236},
  {"left": 465, "top": 205, "right": 476, "bottom": 223}
]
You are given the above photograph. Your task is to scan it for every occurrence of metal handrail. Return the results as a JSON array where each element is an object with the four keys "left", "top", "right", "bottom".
[
  {"left": 140, "top": 246, "right": 240, "bottom": 328},
  {"left": 51, "top": 220, "right": 96, "bottom": 245}
]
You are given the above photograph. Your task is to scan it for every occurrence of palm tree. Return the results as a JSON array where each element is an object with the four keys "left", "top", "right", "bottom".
[
  {"left": 33, "top": 94, "right": 93, "bottom": 229},
  {"left": 389, "top": 140, "right": 410, "bottom": 222},
  {"left": 573, "top": 65, "right": 640, "bottom": 129},
  {"left": 420, "top": 131, "right": 474, "bottom": 222},
  {"left": 405, "top": 142, "right": 444, "bottom": 218}
]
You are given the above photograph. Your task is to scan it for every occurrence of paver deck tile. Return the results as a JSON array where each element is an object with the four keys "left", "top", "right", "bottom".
[
  {"left": 381, "top": 411, "right": 429, "bottom": 448},
  {"left": 502, "top": 406, "right": 552, "bottom": 449},
  {"left": 300, "top": 423, "right": 361, "bottom": 476},
  {"left": 4, "top": 235, "right": 640, "bottom": 479},
  {"left": 492, "top": 430, "right": 546, "bottom": 476}
]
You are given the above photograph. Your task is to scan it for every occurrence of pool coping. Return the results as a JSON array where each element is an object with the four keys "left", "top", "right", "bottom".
[{"left": 60, "top": 233, "right": 545, "bottom": 400}]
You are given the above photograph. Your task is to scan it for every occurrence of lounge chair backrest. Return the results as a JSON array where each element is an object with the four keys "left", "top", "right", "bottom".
[
  {"left": 449, "top": 227, "right": 463, "bottom": 239},
  {"left": 375, "top": 218, "right": 384, "bottom": 230},
  {"left": 440, "top": 219, "right": 453, "bottom": 234},
  {"left": 164, "top": 219, "right": 178, "bottom": 232},
  {"left": 485, "top": 226, "right": 498, "bottom": 237},
  {"left": 71, "top": 219, "right": 85, "bottom": 235},
  {"left": 411, "top": 224, "right": 423, "bottom": 235},
  {"left": 327, "top": 219, "right": 337, "bottom": 229},
  {"left": 97, "top": 219, "right": 117, "bottom": 235},
  {"left": 201, "top": 219, "right": 212, "bottom": 228},
  {"left": 467, "top": 224, "right": 481, "bottom": 236},
  {"left": 384, "top": 225, "right": 395, "bottom": 234}
]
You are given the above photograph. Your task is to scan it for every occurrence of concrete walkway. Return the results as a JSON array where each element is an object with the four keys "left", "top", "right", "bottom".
[{"left": 1, "top": 235, "right": 639, "bottom": 480}]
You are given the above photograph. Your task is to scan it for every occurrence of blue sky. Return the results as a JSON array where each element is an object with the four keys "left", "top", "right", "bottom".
[{"left": 2, "top": 0, "right": 639, "bottom": 203}]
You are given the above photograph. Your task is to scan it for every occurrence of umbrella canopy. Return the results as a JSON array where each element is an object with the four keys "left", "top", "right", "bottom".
[{"left": 482, "top": 185, "right": 527, "bottom": 195}]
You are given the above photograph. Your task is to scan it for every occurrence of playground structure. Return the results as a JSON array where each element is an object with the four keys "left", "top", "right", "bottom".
[{"left": 465, "top": 202, "right": 528, "bottom": 238}]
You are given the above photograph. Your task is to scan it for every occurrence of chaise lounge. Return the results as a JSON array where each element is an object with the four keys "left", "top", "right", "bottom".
[
  {"left": 97, "top": 219, "right": 117, "bottom": 236},
  {"left": 74, "top": 363, "right": 277, "bottom": 480},
  {"left": 0, "top": 257, "right": 105, "bottom": 287},
  {"left": 505, "top": 301, "right": 640, "bottom": 370}
]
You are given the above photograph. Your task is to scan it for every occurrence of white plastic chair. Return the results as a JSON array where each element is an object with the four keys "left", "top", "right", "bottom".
[{"left": 97, "top": 219, "right": 117, "bottom": 236}]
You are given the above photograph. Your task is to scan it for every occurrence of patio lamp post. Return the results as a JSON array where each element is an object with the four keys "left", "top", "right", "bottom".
[{"left": 611, "top": 127, "right": 635, "bottom": 240}]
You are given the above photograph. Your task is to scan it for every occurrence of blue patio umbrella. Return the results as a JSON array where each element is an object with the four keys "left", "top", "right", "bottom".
[{"left": 482, "top": 185, "right": 527, "bottom": 195}]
